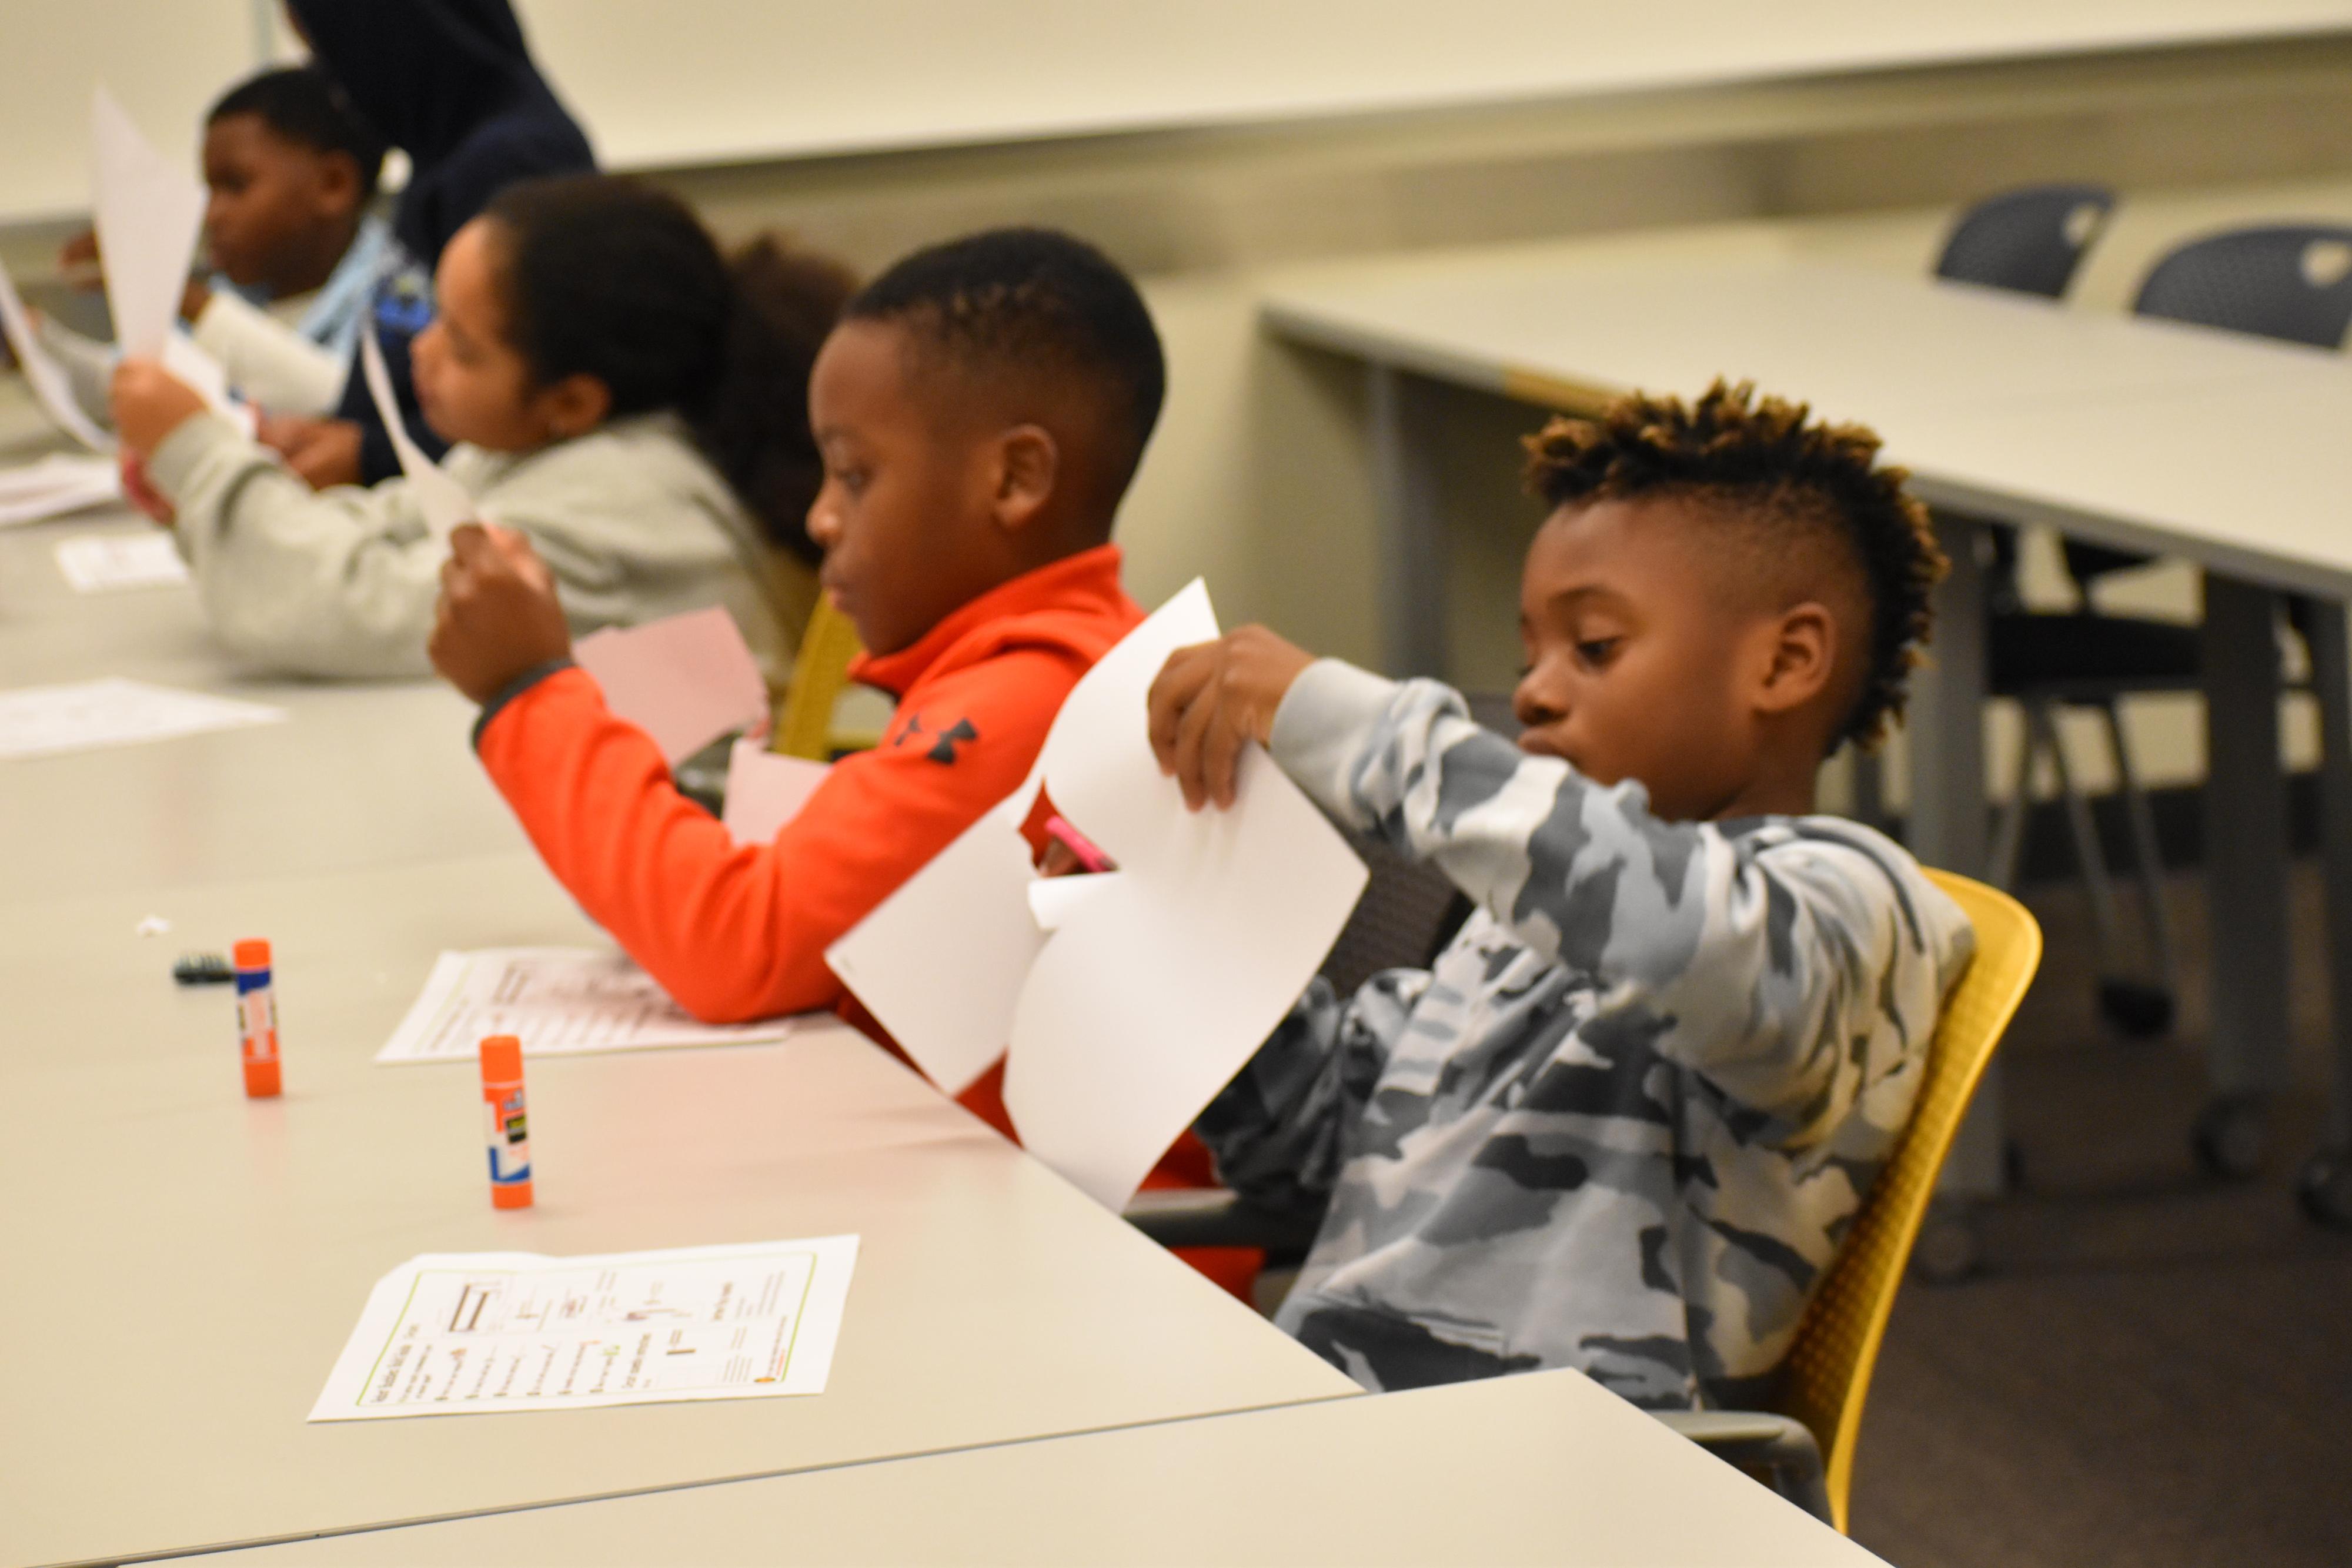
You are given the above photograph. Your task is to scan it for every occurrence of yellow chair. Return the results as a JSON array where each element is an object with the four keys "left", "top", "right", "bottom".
[
  {"left": 1128, "top": 868, "right": 2042, "bottom": 1533},
  {"left": 1663, "top": 869, "right": 2042, "bottom": 1531},
  {"left": 770, "top": 595, "right": 864, "bottom": 761}
]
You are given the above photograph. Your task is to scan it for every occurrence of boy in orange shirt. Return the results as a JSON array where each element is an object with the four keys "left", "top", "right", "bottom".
[{"left": 430, "top": 226, "right": 1154, "bottom": 1034}]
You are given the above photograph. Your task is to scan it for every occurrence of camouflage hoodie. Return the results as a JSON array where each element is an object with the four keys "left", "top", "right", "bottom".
[{"left": 1196, "top": 661, "right": 1975, "bottom": 1410}]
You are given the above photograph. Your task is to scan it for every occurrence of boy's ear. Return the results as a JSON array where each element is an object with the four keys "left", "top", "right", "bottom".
[
  {"left": 533, "top": 373, "right": 612, "bottom": 443},
  {"left": 306, "top": 151, "right": 363, "bottom": 219},
  {"left": 989, "top": 424, "right": 1059, "bottom": 536},
  {"left": 1753, "top": 601, "right": 1838, "bottom": 716}
]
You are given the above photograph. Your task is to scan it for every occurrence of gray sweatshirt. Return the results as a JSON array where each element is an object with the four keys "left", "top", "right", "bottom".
[
  {"left": 1197, "top": 661, "right": 1975, "bottom": 1410},
  {"left": 145, "top": 410, "right": 810, "bottom": 681}
]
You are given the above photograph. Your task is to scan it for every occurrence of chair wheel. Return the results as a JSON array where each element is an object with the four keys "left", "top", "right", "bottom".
[
  {"left": 1910, "top": 1203, "right": 1980, "bottom": 1285},
  {"left": 2192, "top": 1095, "right": 2269, "bottom": 1180},
  {"left": 2097, "top": 979, "right": 2174, "bottom": 1039},
  {"left": 2297, "top": 1150, "right": 2352, "bottom": 1228}
]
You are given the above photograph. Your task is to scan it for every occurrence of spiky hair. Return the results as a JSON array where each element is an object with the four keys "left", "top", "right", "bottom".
[{"left": 1522, "top": 379, "right": 1946, "bottom": 750}]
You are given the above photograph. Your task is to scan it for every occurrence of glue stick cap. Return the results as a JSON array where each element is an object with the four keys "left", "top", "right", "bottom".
[
  {"left": 479, "top": 1035, "right": 523, "bottom": 1082},
  {"left": 233, "top": 938, "right": 271, "bottom": 969}
]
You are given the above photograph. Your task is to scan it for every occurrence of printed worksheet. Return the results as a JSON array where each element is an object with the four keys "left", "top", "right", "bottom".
[
  {"left": 54, "top": 531, "right": 189, "bottom": 591},
  {"left": 0, "top": 678, "right": 285, "bottom": 761},
  {"left": 376, "top": 947, "right": 805, "bottom": 1064},
  {"left": 309, "top": 1236, "right": 859, "bottom": 1421}
]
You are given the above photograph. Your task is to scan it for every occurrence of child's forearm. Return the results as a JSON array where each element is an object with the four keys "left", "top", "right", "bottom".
[
  {"left": 472, "top": 667, "right": 848, "bottom": 1024},
  {"left": 1265, "top": 662, "right": 1934, "bottom": 1130},
  {"left": 146, "top": 413, "right": 440, "bottom": 677}
]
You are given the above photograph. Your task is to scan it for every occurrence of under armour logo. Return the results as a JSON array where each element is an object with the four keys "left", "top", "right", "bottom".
[
  {"left": 926, "top": 719, "right": 978, "bottom": 765},
  {"left": 893, "top": 713, "right": 977, "bottom": 764}
]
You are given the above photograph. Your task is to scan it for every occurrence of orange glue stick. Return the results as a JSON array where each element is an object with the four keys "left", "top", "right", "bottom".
[
  {"left": 479, "top": 1034, "right": 533, "bottom": 1209},
  {"left": 232, "top": 938, "right": 280, "bottom": 1098}
]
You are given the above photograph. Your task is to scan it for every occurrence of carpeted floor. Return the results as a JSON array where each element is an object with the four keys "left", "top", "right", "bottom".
[{"left": 1849, "top": 864, "right": 2352, "bottom": 1567}]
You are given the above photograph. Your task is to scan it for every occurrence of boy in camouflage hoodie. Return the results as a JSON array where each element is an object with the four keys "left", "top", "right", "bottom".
[{"left": 1147, "top": 381, "right": 1976, "bottom": 1410}]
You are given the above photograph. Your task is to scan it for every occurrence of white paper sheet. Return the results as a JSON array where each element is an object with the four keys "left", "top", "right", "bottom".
[
  {"left": 573, "top": 606, "right": 773, "bottom": 767},
  {"left": 54, "top": 531, "right": 188, "bottom": 591},
  {"left": 0, "top": 677, "right": 283, "bottom": 761},
  {"left": 721, "top": 740, "right": 831, "bottom": 844},
  {"left": 90, "top": 88, "right": 206, "bottom": 362},
  {"left": 309, "top": 1236, "right": 859, "bottom": 1421},
  {"left": 827, "top": 581, "right": 1369, "bottom": 1209},
  {"left": 357, "top": 326, "right": 474, "bottom": 540},
  {"left": 0, "top": 259, "right": 113, "bottom": 451},
  {"left": 0, "top": 454, "right": 122, "bottom": 528},
  {"left": 376, "top": 947, "right": 806, "bottom": 1064}
]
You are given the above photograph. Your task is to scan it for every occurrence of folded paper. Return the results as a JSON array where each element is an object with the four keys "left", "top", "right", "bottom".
[{"left": 828, "top": 581, "right": 1368, "bottom": 1209}]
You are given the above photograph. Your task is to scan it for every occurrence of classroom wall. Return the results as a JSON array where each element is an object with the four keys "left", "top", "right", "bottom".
[
  {"left": 11, "top": 29, "right": 2352, "bottom": 800},
  {"left": 633, "top": 33, "right": 2352, "bottom": 803}
]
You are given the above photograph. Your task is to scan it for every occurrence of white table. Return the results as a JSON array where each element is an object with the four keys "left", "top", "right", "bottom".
[
  {"left": 0, "top": 448, "right": 524, "bottom": 907},
  {"left": 0, "top": 856, "right": 1359, "bottom": 1568},
  {"left": 183, "top": 1368, "right": 1882, "bottom": 1568},
  {"left": 1262, "top": 252, "right": 2352, "bottom": 1216}
]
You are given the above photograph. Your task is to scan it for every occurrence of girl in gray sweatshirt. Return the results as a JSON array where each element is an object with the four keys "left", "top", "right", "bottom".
[{"left": 110, "top": 175, "right": 853, "bottom": 683}]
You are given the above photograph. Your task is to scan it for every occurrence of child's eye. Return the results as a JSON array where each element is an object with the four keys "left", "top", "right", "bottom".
[{"left": 1576, "top": 638, "right": 1621, "bottom": 667}]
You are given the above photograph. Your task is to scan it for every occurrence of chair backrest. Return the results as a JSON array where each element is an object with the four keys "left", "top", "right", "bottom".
[
  {"left": 772, "top": 595, "right": 863, "bottom": 760},
  {"left": 1773, "top": 869, "right": 2042, "bottom": 1533},
  {"left": 2132, "top": 223, "right": 2352, "bottom": 348},
  {"left": 1933, "top": 183, "right": 2116, "bottom": 297}
]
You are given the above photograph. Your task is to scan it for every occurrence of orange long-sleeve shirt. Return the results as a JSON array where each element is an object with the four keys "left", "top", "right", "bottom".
[
  {"left": 475, "top": 543, "right": 1142, "bottom": 1029},
  {"left": 473, "top": 545, "right": 1257, "bottom": 1295}
]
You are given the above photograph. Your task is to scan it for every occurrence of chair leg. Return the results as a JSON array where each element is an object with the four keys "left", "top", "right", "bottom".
[
  {"left": 2102, "top": 700, "right": 2181, "bottom": 980},
  {"left": 2032, "top": 700, "right": 2128, "bottom": 978},
  {"left": 1988, "top": 702, "right": 2037, "bottom": 891}
]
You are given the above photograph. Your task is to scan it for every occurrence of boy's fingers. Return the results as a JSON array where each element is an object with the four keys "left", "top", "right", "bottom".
[
  {"left": 1146, "top": 645, "right": 1216, "bottom": 773},
  {"left": 1169, "top": 677, "right": 1222, "bottom": 811},
  {"left": 1201, "top": 706, "right": 1246, "bottom": 811}
]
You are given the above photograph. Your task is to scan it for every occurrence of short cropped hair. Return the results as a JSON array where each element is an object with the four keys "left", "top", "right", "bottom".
[
  {"left": 208, "top": 66, "right": 388, "bottom": 201},
  {"left": 844, "top": 228, "right": 1165, "bottom": 493},
  {"left": 1524, "top": 379, "right": 1947, "bottom": 750}
]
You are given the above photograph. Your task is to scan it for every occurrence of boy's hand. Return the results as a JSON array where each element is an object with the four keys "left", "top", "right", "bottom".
[
  {"left": 109, "top": 360, "right": 208, "bottom": 457},
  {"left": 430, "top": 523, "right": 571, "bottom": 706},
  {"left": 1147, "top": 626, "right": 1317, "bottom": 811},
  {"left": 258, "top": 414, "right": 364, "bottom": 490}
]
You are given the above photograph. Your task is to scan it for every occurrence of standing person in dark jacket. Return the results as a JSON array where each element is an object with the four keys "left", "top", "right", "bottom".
[{"left": 262, "top": 0, "right": 596, "bottom": 489}]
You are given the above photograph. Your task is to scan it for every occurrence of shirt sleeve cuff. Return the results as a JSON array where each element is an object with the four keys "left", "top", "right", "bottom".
[
  {"left": 471, "top": 657, "right": 579, "bottom": 751},
  {"left": 143, "top": 410, "right": 253, "bottom": 502},
  {"left": 1267, "top": 658, "right": 1404, "bottom": 825}
]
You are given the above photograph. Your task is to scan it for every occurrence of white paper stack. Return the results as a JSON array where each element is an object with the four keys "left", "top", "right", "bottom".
[{"left": 0, "top": 455, "right": 121, "bottom": 529}]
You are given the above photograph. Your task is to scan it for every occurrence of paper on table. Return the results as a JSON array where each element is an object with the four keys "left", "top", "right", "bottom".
[
  {"left": 0, "top": 454, "right": 122, "bottom": 528},
  {"left": 359, "top": 326, "right": 473, "bottom": 540},
  {"left": 573, "top": 605, "right": 773, "bottom": 767},
  {"left": 54, "top": 531, "right": 188, "bottom": 591},
  {"left": 309, "top": 1236, "right": 859, "bottom": 1420},
  {"left": 721, "top": 738, "right": 831, "bottom": 844},
  {"left": 0, "top": 258, "right": 113, "bottom": 451},
  {"left": 0, "top": 677, "right": 284, "bottom": 761},
  {"left": 376, "top": 946, "right": 806, "bottom": 1064},
  {"left": 90, "top": 88, "right": 206, "bottom": 361},
  {"left": 827, "top": 581, "right": 1369, "bottom": 1209}
]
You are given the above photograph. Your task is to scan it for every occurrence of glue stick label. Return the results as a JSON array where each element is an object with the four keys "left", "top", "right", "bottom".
[
  {"left": 484, "top": 1088, "right": 530, "bottom": 1185},
  {"left": 236, "top": 972, "right": 277, "bottom": 1064}
]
